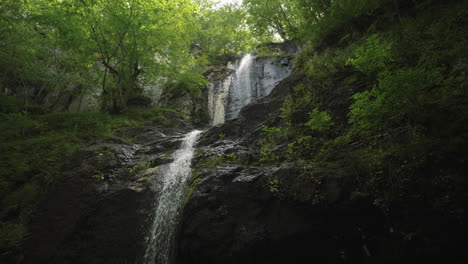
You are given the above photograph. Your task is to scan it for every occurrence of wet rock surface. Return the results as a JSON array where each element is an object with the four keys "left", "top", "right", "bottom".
[
  {"left": 199, "top": 71, "right": 305, "bottom": 146},
  {"left": 176, "top": 72, "right": 386, "bottom": 264},
  {"left": 22, "top": 118, "right": 192, "bottom": 264},
  {"left": 206, "top": 43, "right": 296, "bottom": 126}
]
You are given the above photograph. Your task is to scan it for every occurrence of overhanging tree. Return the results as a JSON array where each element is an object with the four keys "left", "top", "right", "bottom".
[{"left": 75, "top": 0, "right": 199, "bottom": 112}]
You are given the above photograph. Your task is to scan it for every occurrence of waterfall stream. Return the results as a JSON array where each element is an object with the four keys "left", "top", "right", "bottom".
[
  {"left": 142, "top": 130, "right": 202, "bottom": 264},
  {"left": 207, "top": 53, "right": 292, "bottom": 125},
  {"left": 226, "top": 53, "right": 255, "bottom": 120},
  {"left": 142, "top": 52, "right": 292, "bottom": 263}
]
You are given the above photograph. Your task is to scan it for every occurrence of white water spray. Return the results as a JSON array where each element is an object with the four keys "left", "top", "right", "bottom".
[
  {"left": 226, "top": 53, "right": 255, "bottom": 119},
  {"left": 142, "top": 130, "right": 202, "bottom": 264}
]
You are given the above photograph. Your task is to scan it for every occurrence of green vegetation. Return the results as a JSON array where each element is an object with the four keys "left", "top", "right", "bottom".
[
  {"left": 243, "top": 0, "right": 300, "bottom": 41},
  {"left": 194, "top": 1, "right": 255, "bottom": 62},
  {"left": 0, "top": 0, "right": 257, "bottom": 114},
  {"left": 218, "top": 132, "right": 226, "bottom": 140},
  {"left": 0, "top": 94, "right": 186, "bottom": 258},
  {"left": 128, "top": 161, "right": 151, "bottom": 176},
  {"left": 267, "top": 178, "right": 282, "bottom": 198},
  {"left": 184, "top": 178, "right": 201, "bottom": 205},
  {"left": 258, "top": 126, "right": 283, "bottom": 165},
  {"left": 250, "top": 0, "right": 468, "bottom": 257},
  {"left": 188, "top": 150, "right": 245, "bottom": 204}
]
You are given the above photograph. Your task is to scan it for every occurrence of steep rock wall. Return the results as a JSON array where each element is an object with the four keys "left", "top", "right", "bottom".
[
  {"left": 21, "top": 116, "right": 193, "bottom": 264},
  {"left": 206, "top": 53, "right": 295, "bottom": 125},
  {"left": 176, "top": 72, "right": 388, "bottom": 264}
]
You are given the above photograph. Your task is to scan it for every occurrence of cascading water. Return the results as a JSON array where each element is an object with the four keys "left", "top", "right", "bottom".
[
  {"left": 226, "top": 53, "right": 255, "bottom": 120},
  {"left": 142, "top": 130, "right": 202, "bottom": 264},
  {"left": 206, "top": 52, "right": 293, "bottom": 125}
]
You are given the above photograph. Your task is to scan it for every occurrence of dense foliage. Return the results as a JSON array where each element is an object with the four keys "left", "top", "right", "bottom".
[
  {"left": 250, "top": 0, "right": 468, "bottom": 259},
  {"left": 194, "top": 1, "right": 255, "bottom": 61},
  {"left": 0, "top": 0, "right": 255, "bottom": 113}
]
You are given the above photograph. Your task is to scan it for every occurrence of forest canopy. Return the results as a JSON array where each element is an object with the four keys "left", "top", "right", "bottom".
[{"left": 0, "top": 0, "right": 256, "bottom": 112}]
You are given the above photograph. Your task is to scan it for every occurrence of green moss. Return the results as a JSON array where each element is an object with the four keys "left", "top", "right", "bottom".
[
  {"left": 203, "top": 156, "right": 227, "bottom": 168},
  {"left": 184, "top": 177, "right": 201, "bottom": 204},
  {"left": 194, "top": 148, "right": 204, "bottom": 159},
  {"left": 196, "top": 152, "right": 242, "bottom": 169},
  {"left": 128, "top": 161, "right": 151, "bottom": 176},
  {"left": 225, "top": 153, "right": 239, "bottom": 162}
]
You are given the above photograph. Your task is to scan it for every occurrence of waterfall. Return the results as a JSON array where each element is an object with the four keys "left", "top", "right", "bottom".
[
  {"left": 206, "top": 52, "right": 293, "bottom": 125},
  {"left": 226, "top": 53, "right": 255, "bottom": 120},
  {"left": 142, "top": 130, "right": 202, "bottom": 264}
]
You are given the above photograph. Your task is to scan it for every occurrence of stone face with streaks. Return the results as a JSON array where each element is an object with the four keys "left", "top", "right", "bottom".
[
  {"left": 22, "top": 116, "right": 192, "bottom": 264},
  {"left": 206, "top": 51, "right": 295, "bottom": 125},
  {"left": 176, "top": 70, "right": 385, "bottom": 264}
]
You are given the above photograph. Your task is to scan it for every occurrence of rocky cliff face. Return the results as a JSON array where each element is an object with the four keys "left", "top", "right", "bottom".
[
  {"left": 206, "top": 44, "right": 297, "bottom": 125},
  {"left": 175, "top": 72, "right": 387, "bottom": 264},
  {"left": 21, "top": 115, "right": 192, "bottom": 264},
  {"left": 157, "top": 88, "right": 209, "bottom": 127}
]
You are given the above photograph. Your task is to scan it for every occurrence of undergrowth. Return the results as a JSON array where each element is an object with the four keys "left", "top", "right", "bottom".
[
  {"left": 256, "top": 0, "right": 468, "bottom": 258},
  {"left": 0, "top": 94, "right": 185, "bottom": 258}
]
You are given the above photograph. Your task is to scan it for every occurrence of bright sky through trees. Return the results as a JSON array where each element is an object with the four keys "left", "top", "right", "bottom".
[{"left": 215, "top": 0, "right": 242, "bottom": 8}]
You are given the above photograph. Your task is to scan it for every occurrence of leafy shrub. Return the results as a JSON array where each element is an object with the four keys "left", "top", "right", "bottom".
[
  {"left": 268, "top": 178, "right": 281, "bottom": 197},
  {"left": 286, "top": 136, "right": 314, "bottom": 159},
  {"left": 349, "top": 67, "right": 444, "bottom": 132},
  {"left": 306, "top": 108, "right": 334, "bottom": 133},
  {"left": 303, "top": 0, "right": 388, "bottom": 47},
  {"left": 172, "top": 70, "right": 209, "bottom": 93},
  {"left": 302, "top": 47, "right": 353, "bottom": 79},
  {"left": 280, "top": 85, "right": 316, "bottom": 124},
  {"left": 346, "top": 34, "right": 394, "bottom": 74},
  {"left": 259, "top": 126, "right": 284, "bottom": 164}
]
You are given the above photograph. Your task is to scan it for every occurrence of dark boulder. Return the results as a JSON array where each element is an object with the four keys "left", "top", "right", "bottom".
[{"left": 177, "top": 162, "right": 384, "bottom": 264}]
